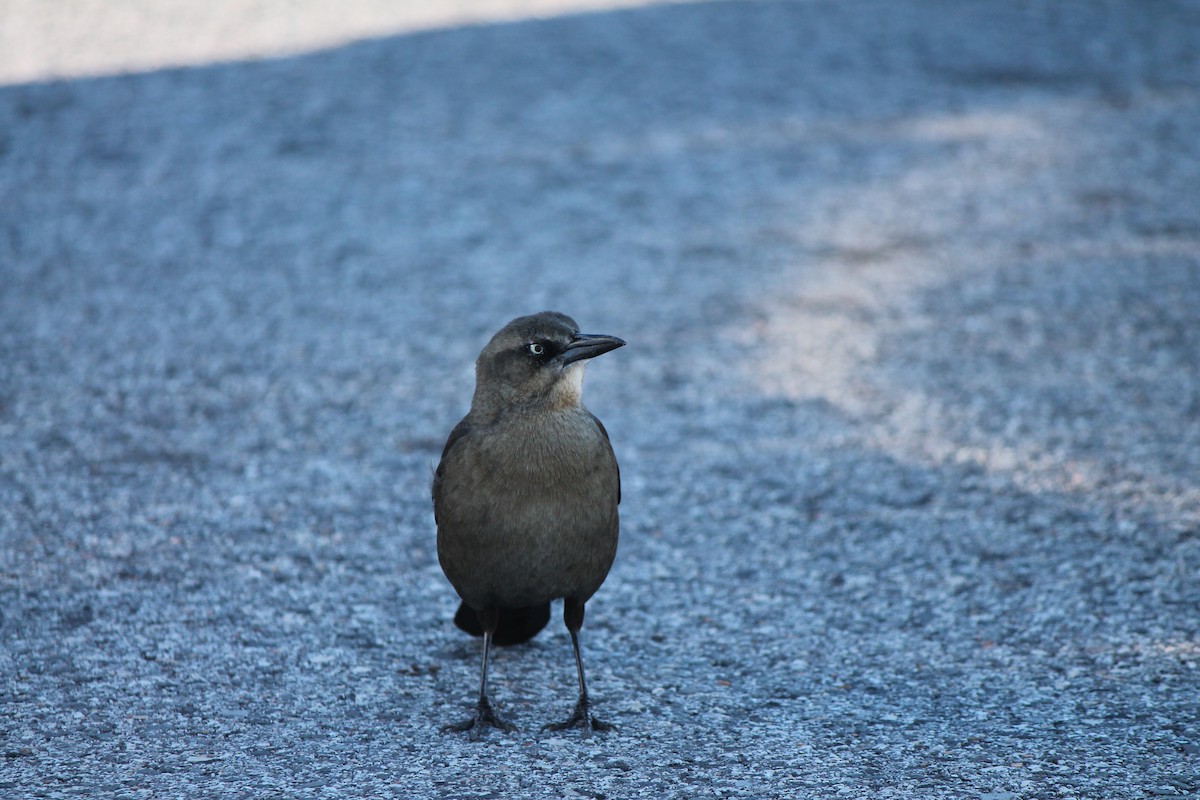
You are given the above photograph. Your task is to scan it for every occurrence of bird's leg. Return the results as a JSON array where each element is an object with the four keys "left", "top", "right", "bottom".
[
  {"left": 442, "top": 608, "right": 516, "bottom": 739},
  {"left": 544, "top": 599, "right": 614, "bottom": 736}
]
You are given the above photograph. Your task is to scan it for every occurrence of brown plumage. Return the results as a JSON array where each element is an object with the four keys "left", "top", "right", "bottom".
[{"left": 433, "top": 311, "right": 623, "bottom": 739}]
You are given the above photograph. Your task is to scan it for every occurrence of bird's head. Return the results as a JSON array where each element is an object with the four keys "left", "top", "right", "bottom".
[{"left": 472, "top": 311, "right": 625, "bottom": 412}]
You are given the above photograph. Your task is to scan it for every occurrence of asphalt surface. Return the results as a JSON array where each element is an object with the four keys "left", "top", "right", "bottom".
[{"left": 3, "top": 1, "right": 1200, "bottom": 798}]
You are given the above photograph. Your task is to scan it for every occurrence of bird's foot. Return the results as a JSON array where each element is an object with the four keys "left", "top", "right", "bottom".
[
  {"left": 442, "top": 699, "right": 516, "bottom": 741},
  {"left": 542, "top": 696, "right": 615, "bottom": 737}
]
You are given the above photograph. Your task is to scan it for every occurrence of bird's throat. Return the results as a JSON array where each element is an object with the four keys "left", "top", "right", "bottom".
[{"left": 551, "top": 362, "right": 586, "bottom": 408}]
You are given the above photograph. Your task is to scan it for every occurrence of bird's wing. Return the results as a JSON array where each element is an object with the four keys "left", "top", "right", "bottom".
[
  {"left": 432, "top": 417, "right": 472, "bottom": 524},
  {"left": 590, "top": 413, "right": 620, "bottom": 505}
]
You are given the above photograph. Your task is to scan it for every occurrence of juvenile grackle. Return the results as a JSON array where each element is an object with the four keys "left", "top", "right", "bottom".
[{"left": 433, "top": 311, "right": 624, "bottom": 739}]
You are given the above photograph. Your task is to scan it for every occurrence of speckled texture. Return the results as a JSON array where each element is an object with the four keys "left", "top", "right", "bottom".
[{"left": 2, "top": 1, "right": 1199, "bottom": 798}]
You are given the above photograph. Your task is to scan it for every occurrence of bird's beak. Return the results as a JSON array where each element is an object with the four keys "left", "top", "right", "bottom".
[{"left": 556, "top": 333, "right": 626, "bottom": 366}]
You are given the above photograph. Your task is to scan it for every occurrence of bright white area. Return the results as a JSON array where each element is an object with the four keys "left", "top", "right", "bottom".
[{"left": 0, "top": 0, "right": 674, "bottom": 83}]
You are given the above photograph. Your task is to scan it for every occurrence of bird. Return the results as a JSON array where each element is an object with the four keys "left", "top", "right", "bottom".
[{"left": 432, "top": 311, "right": 624, "bottom": 739}]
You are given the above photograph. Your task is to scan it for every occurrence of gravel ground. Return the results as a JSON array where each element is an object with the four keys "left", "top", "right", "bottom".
[{"left": 3, "top": 1, "right": 1199, "bottom": 798}]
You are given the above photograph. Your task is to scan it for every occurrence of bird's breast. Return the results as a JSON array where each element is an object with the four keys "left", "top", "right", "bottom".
[{"left": 435, "top": 408, "right": 619, "bottom": 608}]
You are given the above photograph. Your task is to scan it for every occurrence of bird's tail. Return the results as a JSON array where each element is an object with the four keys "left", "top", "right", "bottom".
[{"left": 453, "top": 601, "right": 551, "bottom": 646}]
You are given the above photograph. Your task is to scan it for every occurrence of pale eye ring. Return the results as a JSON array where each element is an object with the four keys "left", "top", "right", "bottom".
[{"left": 528, "top": 342, "right": 545, "bottom": 356}]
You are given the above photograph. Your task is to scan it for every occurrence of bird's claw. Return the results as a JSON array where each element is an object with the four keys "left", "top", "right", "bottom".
[
  {"left": 542, "top": 697, "right": 615, "bottom": 737},
  {"left": 442, "top": 700, "right": 516, "bottom": 740}
]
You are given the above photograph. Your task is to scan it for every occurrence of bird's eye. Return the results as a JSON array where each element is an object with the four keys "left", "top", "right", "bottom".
[{"left": 528, "top": 343, "right": 545, "bottom": 356}]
